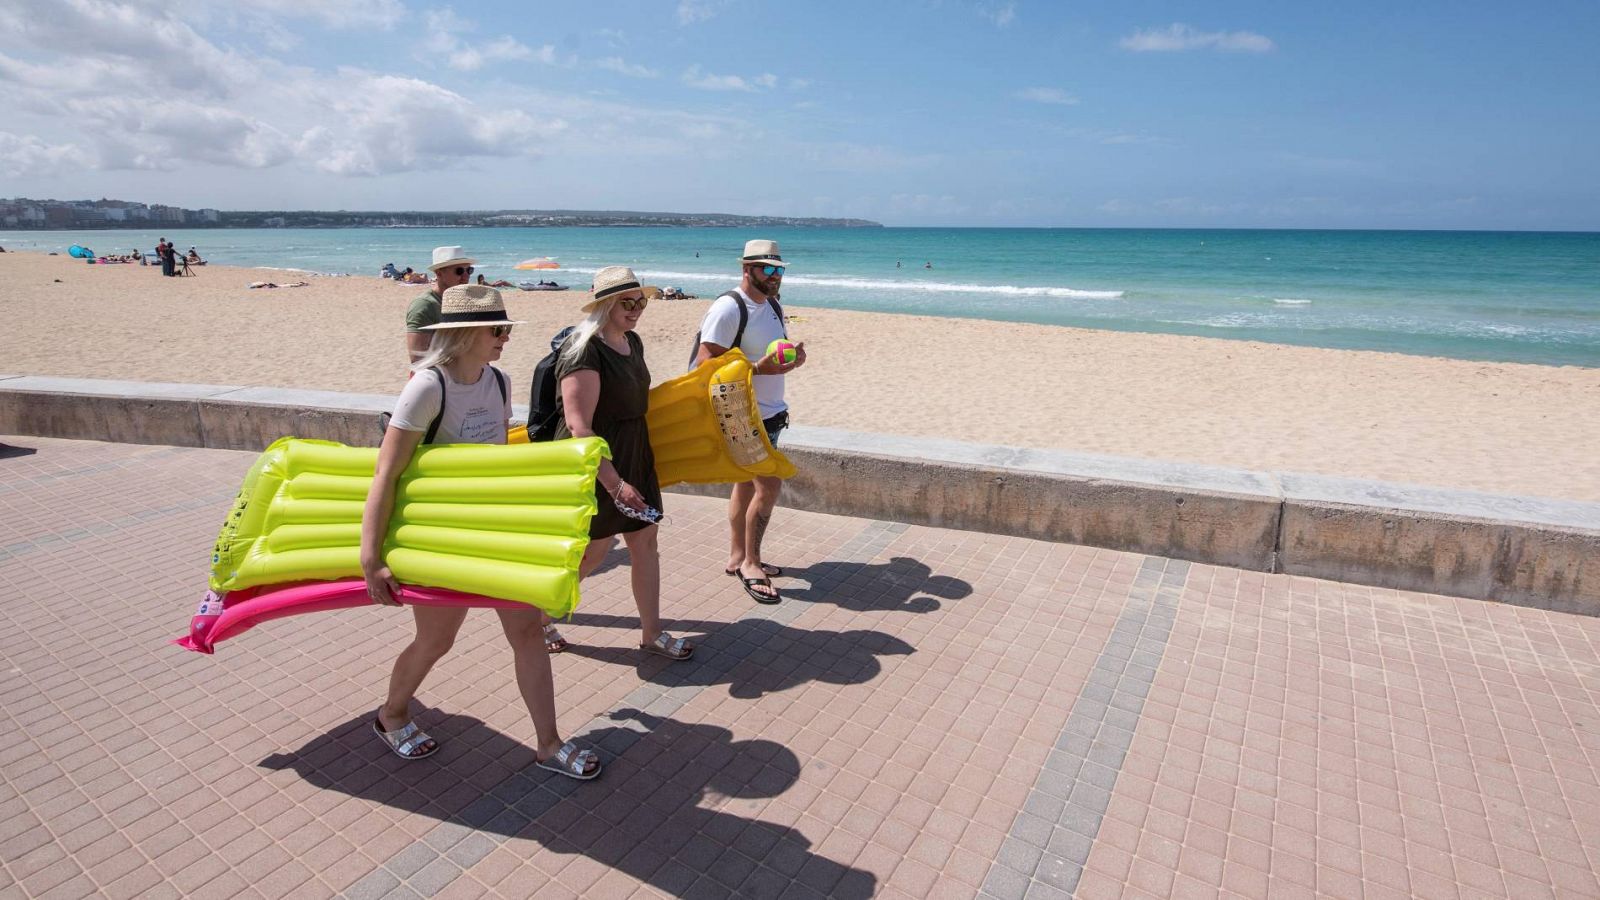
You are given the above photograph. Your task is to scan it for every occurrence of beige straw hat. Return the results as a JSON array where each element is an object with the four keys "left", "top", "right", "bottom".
[
  {"left": 420, "top": 284, "right": 526, "bottom": 330},
  {"left": 740, "top": 239, "right": 784, "bottom": 267},
  {"left": 580, "top": 266, "right": 661, "bottom": 313}
]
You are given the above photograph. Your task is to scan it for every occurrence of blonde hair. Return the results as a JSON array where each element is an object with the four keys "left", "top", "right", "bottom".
[
  {"left": 558, "top": 297, "right": 616, "bottom": 370},
  {"left": 411, "top": 326, "right": 480, "bottom": 373}
]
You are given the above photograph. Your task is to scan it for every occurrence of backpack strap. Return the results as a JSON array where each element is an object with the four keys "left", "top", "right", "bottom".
[
  {"left": 728, "top": 291, "right": 751, "bottom": 352},
  {"left": 422, "top": 367, "right": 446, "bottom": 445},
  {"left": 424, "top": 366, "right": 507, "bottom": 445},
  {"left": 687, "top": 291, "right": 747, "bottom": 370},
  {"left": 770, "top": 295, "right": 786, "bottom": 340}
]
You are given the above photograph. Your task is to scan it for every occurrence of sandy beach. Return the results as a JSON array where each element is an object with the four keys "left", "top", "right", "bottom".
[{"left": 5, "top": 251, "right": 1598, "bottom": 501}]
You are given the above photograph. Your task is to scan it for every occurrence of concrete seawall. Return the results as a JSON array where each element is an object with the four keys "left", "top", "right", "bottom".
[{"left": 3, "top": 374, "right": 1595, "bottom": 615}]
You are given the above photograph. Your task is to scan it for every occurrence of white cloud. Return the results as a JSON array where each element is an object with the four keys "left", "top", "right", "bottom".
[
  {"left": 298, "top": 73, "right": 548, "bottom": 176},
  {"left": 598, "top": 57, "right": 660, "bottom": 79},
  {"left": 227, "top": 0, "right": 405, "bottom": 29},
  {"left": 421, "top": 8, "right": 543, "bottom": 71},
  {"left": 977, "top": 2, "right": 1016, "bottom": 27},
  {"left": 0, "top": 132, "right": 93, "bottom": 177},
  {"left": 1120, "top": 23, "right": 1275, "bottom": 53},
  {"left": 1016, "top": 87, "right": 1079, "bottom": 106},
  {"left": 682, "top": 65, "right": 774, "bottom": 92},
  {"left": 0, "top": 1, "right": 552, "bottom": 177},
  {"left": 788, "top": 77, "right": 811, "bottom": 90},
  {"left": 0, "top": 0, "right": 244, "bottom": 98},
  {"left": 677, "top": 0, "right": 731, "bottom": 25}
]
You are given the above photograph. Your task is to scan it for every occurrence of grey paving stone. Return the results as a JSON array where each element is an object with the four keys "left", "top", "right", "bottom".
[
  {"left": 406, "top": 857, "right": 462, "bottom": 896},
  {"left": 1034, "top": 853, "right": 1083, "bottom": 892},
  {"left": 1045, "top": 826, "right": 1094, "bottom": 864},
  {"left": 995, "top": 837, "right": 1043, "bottom": 877},
  {"left": 1011, "top": 812, "right": 1054, "bottom": 849},
  {"left": 343, "top": 870, "right": 401, "bottom": 900},
  {"left": 981, "top": 863, "right": 1032, "bottom": 900},
  {"left": 381, "top": 844, "right": 435, "bottom": 880}
]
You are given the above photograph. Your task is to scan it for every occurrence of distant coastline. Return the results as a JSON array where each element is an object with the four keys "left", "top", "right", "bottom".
[{"left": 0, "top": 197, "right": 880, "bottom": 230}]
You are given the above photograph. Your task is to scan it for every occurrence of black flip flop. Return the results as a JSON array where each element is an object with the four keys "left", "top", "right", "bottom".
[
  {"left": 725, "top": 563, "right": 783, "bottom": 578},
  {"left": 741, "top": 575, "right": 781, "bottom": 605}
]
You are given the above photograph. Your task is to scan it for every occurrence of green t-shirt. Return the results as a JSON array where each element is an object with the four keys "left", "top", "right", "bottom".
[{"left": 405, "top": 289, "right": 442, "bottom": 333}]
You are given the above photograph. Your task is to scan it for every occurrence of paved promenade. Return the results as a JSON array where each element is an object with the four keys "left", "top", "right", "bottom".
[{"left": 2, "top": 435, "right": 1598, "bottom": 899}]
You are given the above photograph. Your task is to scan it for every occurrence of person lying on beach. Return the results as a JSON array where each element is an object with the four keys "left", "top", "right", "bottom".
[
  {"left": 186, "top": 248, "right": 205, "bottom": 265},
  {"left": 476, "top": 274, "right": 516, "bottom": 288},
  {"left": 364, "top": 285, "right": 601, "bottom": 779},
  {"left": 247, "top": 281, "right": 310, "bottom": 289}
]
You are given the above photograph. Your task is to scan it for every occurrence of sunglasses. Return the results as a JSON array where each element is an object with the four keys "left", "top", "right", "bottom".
[
  {"left": 453, "top": 266, "right": 474, "bottom": 277},
  {"left": 759, "top": 265, "right": 785, "bottom": 277},
  {"left": 617, "top": 295, "right": 650, "bottom": 312},
  {"left": 488, "top": 324, "right": 513, "bottom": 338}
]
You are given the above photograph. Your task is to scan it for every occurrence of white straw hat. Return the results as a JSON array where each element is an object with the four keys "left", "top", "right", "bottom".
[
  {"left": 420, "top": 284, "right": 526, "bottom": 330},
  {"left": 740, "top": 239, "right": 784, "bottom": 268},
  {"left": 428, "top": 245, "right": 477, "bottom": 272}
]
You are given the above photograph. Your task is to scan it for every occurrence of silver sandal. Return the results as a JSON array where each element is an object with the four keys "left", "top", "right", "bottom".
[
  {"left": 372, "top": 717, "right": 438, "bottom": 760},
  {"left": 536, "top": 741, "right": 601, "bottom": 780},
  {"left": 641, "top": 631, "right": 693, "bottom": 660},
  {"left": 544, "top": 623, "right": 569, "bottom": 653}
]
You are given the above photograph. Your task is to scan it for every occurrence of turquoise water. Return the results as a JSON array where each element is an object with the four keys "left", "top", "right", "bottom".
[{"left": 8, "top": 226, "right": 1598, "bottom": 367}]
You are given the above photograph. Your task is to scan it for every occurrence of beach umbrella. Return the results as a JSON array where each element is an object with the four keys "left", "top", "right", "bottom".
[{"left": 515, "top": 258, "right": 561, "bottom": 270}]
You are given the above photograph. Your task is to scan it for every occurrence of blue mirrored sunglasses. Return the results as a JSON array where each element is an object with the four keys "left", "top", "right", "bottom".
[{"left": 760, "top": 265, "right": 785, "bottom": 277}]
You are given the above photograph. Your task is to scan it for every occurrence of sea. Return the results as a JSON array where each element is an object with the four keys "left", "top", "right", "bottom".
[{"left": 6, "top": 226, "right": 1597, "bottom": 367}]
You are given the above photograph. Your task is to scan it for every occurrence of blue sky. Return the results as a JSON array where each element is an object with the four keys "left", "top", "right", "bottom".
[{"left": 1, "top": 0, "right": 1597, "bottom": 228}]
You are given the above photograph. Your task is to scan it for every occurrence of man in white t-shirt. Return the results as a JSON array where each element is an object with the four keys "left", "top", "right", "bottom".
[{"left": 692, "top": 239, "right": 807, "bottom": 604}]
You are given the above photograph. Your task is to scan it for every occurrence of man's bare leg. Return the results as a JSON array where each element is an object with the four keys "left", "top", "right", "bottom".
[{"left": 734, "top": 476, "right": 782, "bottom": 600}]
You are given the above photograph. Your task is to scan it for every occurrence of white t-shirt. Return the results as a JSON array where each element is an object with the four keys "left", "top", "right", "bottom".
[
  {"left": 389, "top": 365, "right": 511, "bottom": 445},
  {"left": 699, "top": 288, "right": 788, "bottom": 418}
]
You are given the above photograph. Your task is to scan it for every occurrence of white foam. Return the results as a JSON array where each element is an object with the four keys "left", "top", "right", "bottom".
[
  {"left": 1272, "top": 298, "right": 1313, "bottom": 306},
  {"left": 557, "top": 266, "right": 1125, "bottom": 300}
]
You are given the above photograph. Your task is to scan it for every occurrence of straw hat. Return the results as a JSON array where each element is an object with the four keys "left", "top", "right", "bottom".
[
  {"left": 580, "top": 266, "right": 660, "bottom": 313},
  {"left": 428, "top": 245, "right": 477, "bottom": 272},
  {"left": 420, "top": 284, "right": 525, "bottom": 330},
  {"left": 740, "top": 239, "right": 784, "bottom": 268}
]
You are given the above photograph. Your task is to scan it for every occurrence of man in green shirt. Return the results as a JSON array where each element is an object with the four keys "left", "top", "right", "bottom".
[{"left": 404, "top": 246, "right": 477, "bottom": 362}]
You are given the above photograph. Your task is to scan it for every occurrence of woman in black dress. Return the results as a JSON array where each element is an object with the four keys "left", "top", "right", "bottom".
[{"left": 555, "top": 266, "right": 692, "bottom": 661}]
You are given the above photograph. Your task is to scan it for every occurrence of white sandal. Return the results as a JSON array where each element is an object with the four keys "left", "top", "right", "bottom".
[
  {"left": 536, "top": 741, "right": 601, "bottom": 780},
  {"left": 544, "top": 623, "right": 569, "bottom": 653},
  {"left": 372, "top": 717, "right": 438, "bottom": 760},
  {"left": 642, "top": 631, "right": 693, "bottom": 660}
]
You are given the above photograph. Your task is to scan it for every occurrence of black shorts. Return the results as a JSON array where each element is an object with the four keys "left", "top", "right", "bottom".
[{"left": 762, "top": 411, "right": 789, "bottom": 446}]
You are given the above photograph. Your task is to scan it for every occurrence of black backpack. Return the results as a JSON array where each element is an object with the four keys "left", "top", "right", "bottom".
[
  {"left": 687, "top": 291, "right": 786, "bottom": 371},
  {"left": 377, "top": 365, "right": 508, "bottom": 444},
  {"left": 528, "top": 326, "right": 578, "bottom": 442}
]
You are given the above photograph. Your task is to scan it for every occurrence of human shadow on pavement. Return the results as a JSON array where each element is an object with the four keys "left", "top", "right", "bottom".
[
  {"left": 262, "top": 707, "right": 875, "bottom": 898},
  {"left": 778, "top": 556, "right": 971, "bottom": 613},
  {"left": 559, "top": 613, "right": 914, "bottom": 700},
  {"left": 0, "top": 443, "right": 38, "bottom": 460}
]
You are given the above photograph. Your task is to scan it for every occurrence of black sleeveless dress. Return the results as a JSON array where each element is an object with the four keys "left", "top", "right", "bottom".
[{"left": 553, "top": 331, "right": 663, "bottom": 538}]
